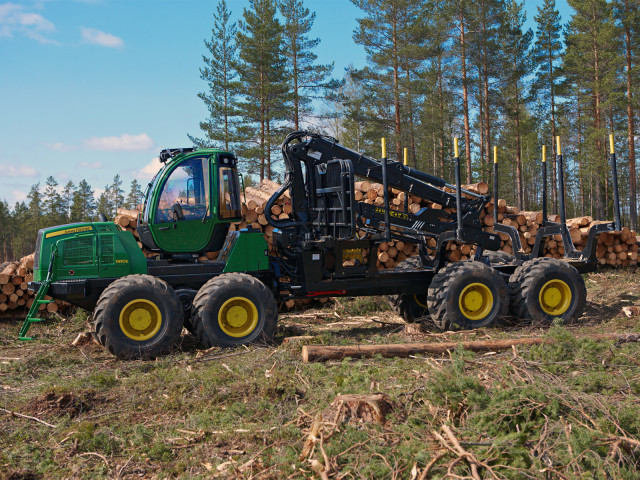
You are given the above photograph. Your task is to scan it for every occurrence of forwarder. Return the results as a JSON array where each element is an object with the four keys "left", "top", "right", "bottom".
[{"left": 21, "top": 132, "right": 620, "bottom": 359}]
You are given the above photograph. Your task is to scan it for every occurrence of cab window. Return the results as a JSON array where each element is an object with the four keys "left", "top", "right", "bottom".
[
  {"left": 155, "top": 157, "right": 210, "bottom": 222},
  {"left": 218, "top": 166, "right": 241, "bottom": 219}
]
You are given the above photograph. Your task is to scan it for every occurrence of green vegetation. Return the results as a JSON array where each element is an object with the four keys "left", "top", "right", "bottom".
[{"left": 1, "top": 270, "right": 640, "bottom": 478}]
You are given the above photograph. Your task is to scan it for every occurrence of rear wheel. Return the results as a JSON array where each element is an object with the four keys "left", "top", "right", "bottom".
[
  {"left": 509, "top": 258, "right": 586, "bottom": 323},
  {"left": 191, "top": 273, "right": 278, "bottom": 348},
  {"left": 92, "top": 275, "right": 183, "bottom": 359},
  {"left": 427, "top": 261, "right": 509, "bottom": 330}
]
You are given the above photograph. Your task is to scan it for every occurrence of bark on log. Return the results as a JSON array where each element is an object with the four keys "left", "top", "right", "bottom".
[{"left": 301, "top": 333, "right": 640, "bottom": 362}]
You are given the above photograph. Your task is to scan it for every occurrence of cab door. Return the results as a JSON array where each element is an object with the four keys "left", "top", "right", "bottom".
[{"left": 149, "top": 155, "right": 215, "bottom": 252}]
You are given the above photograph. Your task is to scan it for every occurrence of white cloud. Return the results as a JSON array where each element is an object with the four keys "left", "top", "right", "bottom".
[
  {"left": 93, "top": 187, "right": 105, "bottom": 200},
  {"left": 10, "top": 190, "right": 26, "bottom": 203},
  {"left": 46, "top": 141, "right": 77, "bottom": 152},
  {"left": 136, "top": 157, "right": 162, "bottom": 180},
  {"left": 0, "top": 164, "right": 38, "bottom": 177},
  {"left": 80, "top": 27, "right": 123, "bottom": 48},
  {"left": 0, "top": 3, "right": 57, "bottom": 44},
  {"left": 84, "top": 133, "right": 154, "bottom": 152},
  {"left": 77, "top": 161, "right": 104, "bottom": 169}
]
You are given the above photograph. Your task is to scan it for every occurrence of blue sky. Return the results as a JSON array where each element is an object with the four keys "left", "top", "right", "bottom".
[{"left": 0, "top": 0, "right": 570, "bottom": 206}]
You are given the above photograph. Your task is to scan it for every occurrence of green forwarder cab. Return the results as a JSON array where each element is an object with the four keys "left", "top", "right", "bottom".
[{"left": 27, "top": 147, "right": 276, "bottom": 358}]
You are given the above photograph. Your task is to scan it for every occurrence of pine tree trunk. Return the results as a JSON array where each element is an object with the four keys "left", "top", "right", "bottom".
[
  {"left": 592, "top": 5, "right": 605, "bottom": 220},
  {"left": 477, "top": 67, "right": 485, "bottom": 175},
  {"left": 392, "top": 10, "right": 402, "bottom": 159},
  {"left": 624, "top": 7, "right": 637, "bottom": 230},
  {"left": 549, "top": 37, "right": 558, "bottom": 212},
  {"left": 266, "top": 106, "right": 272, "bottom": 180},
  {"left": 515, "top": 82, "right": 524, "bottom": 210},
  {"left": 437, "top": 54, "right": 446, "bottom": 177},
  {"left": 293, "top": 35, "right": 300, "bottom": 131},
  {"left": 405, "top": 64, "right": 417, "bottom": 166},
  {"left": 260, "top": 71, "right": 266, "bottom": 181},
  {"left": 459, "top": 12, "right": 472, "bottom": 183}
]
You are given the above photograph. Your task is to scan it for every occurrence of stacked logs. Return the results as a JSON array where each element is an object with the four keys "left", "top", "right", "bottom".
[
  {"left": 352, "top": 180, "right": 639, "bottom": 267},
  {"left": 0, "top": 254, "right": 69, "bottom": 314},
  {"left": 114, "top": 208, "right": 157, "bottom": 258}
]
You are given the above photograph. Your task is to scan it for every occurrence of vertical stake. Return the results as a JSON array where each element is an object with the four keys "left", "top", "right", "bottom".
[
  {"left": 454, "top": 138, "right": 463, "bottom": 241},
  {"left": 381, "top": 138, "right": 391, "bottom": 241},
  {"left": 610, "top": 134, "right": 621, "bottom": 230},
  {"left": 493, "top": 146, "right": 498, "bottom": 225},
  {"left": 542, "top": 145, "right": 547, "bottom": 227},
  {"left": 556, "top": 136, "right": 567, "bottom": 226}
]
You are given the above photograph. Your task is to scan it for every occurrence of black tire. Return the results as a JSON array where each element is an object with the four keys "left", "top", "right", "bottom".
[
  {"left": 175, "top": 288, "right": 197, "bottom": 334},
  {"left": 483, "top": 250, "right": 513, "bottom": 265},
  {"left": 387, "top": 257, "right": 430, "bottom": 323},
  {"left": 427, "top": 261, "right": 509, "bottom": 330},
  {"left": 191, "top": 273, "right": 278, "bottom": 348},
  {"left": 92, "top": 275, "right": 183, "bottom": 359},
  {"left": 509, "top": 258, "right": 586, "bottom": 323}
]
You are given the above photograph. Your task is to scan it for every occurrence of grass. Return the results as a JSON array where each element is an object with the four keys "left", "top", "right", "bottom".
[{"left": 0, "top": 269, "right": 639, "bottom": 479}]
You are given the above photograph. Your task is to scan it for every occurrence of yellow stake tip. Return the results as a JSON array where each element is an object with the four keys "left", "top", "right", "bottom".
[{"left": 609, "top": 134, "right": 615, "bottom": 154}]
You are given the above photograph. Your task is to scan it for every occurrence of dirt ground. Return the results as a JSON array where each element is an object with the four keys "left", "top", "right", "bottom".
[{"left": 1, "top": 269, "right": 640, "bottom": 479}]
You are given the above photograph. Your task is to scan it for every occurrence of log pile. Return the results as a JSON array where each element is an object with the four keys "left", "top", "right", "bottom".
[
  {"left": 0, "top": 254, "right": 69, "bottom": 314},
  {"left": 351, "top": 179, "right": 639, "bottom": 268}
]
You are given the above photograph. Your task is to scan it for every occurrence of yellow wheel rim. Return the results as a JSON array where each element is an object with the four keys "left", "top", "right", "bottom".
[
  {"left": 218, "top": 297, "right": 258, "bottom": 338},
  {"left": 413, "top": 294, "right": 428, "bottom": 309},
  {"left": 539, "top": 279, "right": 572, "bottom": 316},
  {"left": 459, "top": 283, "right": 494, "bottom": 321},
  {"left": 119, "top": 299, "right": 162, "bottom": 341}
]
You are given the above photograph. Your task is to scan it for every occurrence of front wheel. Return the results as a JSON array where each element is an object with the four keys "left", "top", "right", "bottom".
[
  {"left": 92, "top": 275, "right": 184, "bottom": 359},
  {"left": 427, "top": 261, "right": 509, "bottom": 330},
  {"left": 191, "top": 273, "right": 278, "bottom": 348}
]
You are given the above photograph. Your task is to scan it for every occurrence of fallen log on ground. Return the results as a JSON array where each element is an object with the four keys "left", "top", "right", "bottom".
[{"left": 301, "top": 333, "right": 640, "bottom": 362}]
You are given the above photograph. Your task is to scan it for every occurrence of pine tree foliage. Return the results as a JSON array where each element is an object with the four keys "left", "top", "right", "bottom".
[
  {"left": 190, "top": 0, "right": 239, "bottom": 151},
  {"left": 234, "top": 0, "right": 289, "bottom": 180},
  {"left": 280, "top": 0, "right": 335, "bottom": 130}
]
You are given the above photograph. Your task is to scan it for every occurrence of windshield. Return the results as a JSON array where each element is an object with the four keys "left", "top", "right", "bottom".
[{"left": 155, "top": 157, "right": 210, "bottom": 222}]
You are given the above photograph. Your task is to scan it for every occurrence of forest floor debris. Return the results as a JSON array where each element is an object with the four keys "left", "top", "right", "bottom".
[{"left": 1, "top": 270, "right": 640, "bottom": 479}]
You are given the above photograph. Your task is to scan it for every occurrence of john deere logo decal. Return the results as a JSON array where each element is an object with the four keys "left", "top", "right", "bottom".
[{"left": 45, "top": 226, "right": 93, "bottom": 238}]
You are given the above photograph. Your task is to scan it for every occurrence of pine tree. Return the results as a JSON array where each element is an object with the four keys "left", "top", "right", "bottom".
[
  {"left": 0, "top": 200, "right": 12, "bottom": 261},
  {"left": 565, "top": 0, "right": 621, "bottom": 219},
  {"left": 280, "top": 0, "right": 334, "bottom": 130},
  {"left": 43, "top": 176, "right": 64, "bottom": 225},
  {"left": 501, "top": 0, "right": 533, "bottom": 210},
  {"left": 613, "top": 0, "right": 640, "bottom": 229},
  {"left": 235, "top": 0, "right": 289, "bottom": 180},
  {"left": 125, "top": 179, "right": 143, "bottom": 210},
  {"left": 108, "top": 174, "right": 125, "bottom": 216},
  {"left": 190, "top": 0, "right": 239, "bottom": 150},
  {"left": 26, "top": 183, "right": 42, "bottom": 244},
  {"left": 71, "top": 180, "right": 96, "bottom": 222},
  {"left": 62, "top": 180, "right": 75, "bottom": 222},
  {"left": 532, "top": 0, "right": 564, "bottom": 210},
  {"left": 351, "top": 0, "right": 425, "bottom": 160},
  {"left": 96, "top": 191, "right": 110, "bottom": 220}
]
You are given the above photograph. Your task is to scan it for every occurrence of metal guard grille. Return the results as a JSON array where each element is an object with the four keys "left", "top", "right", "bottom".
[
  {"left": 100, "top": 236, "right": 114, "bottom": 265},
  {"left": 63, "top": 236, "right": 94, "bottom": 266}
]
